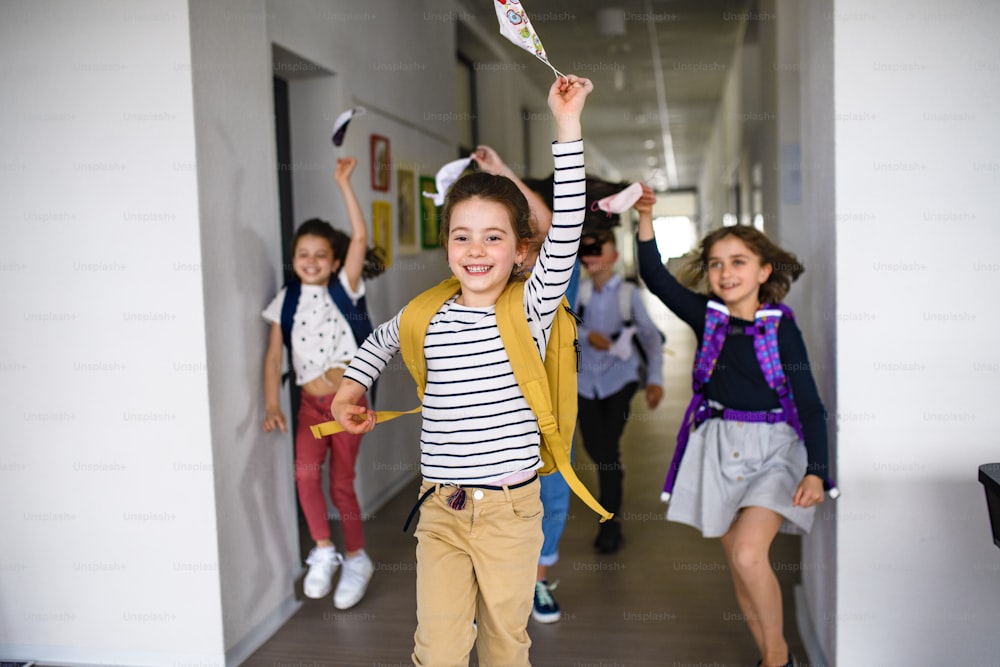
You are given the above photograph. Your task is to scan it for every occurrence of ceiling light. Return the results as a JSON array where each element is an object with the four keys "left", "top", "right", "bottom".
[
  {"left": 644, "top": 0, "right": 678, "bottom": 188},
  {"left": 644, "top": 139, "right": 656, "bottom": 150},
  {"left": 613, "top": 68, "right": 626, "bottom": 92},
  {"left": 597, "top": 8, "right": 626, "bottom": 38}
]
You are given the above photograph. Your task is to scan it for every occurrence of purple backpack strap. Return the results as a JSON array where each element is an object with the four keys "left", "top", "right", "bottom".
[
  {"left": 662, "top": 302, "right": 729, "bottom": 501},
  {"left": 755, "top": 305, "right": 838, "bottom": 495},
  {"left": 753, "top": 304, "right": 804, "bottom": 441}
]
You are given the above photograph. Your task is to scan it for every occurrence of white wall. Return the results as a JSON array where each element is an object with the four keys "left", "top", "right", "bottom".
[
  {"left": 697, "top": 31, "right": 746, "bottom": 233},
  {"left": 0, "top": 1, "right": 225, "bottom": 665},
  {"left": 790, "top": 2, "right": 839, "bottom": 661},
  {"left": 186, "top": 1, "right": 301, "bottom": 663},
  {"left": 834, "top": 1, "right": 1000, "bottom": 663}
]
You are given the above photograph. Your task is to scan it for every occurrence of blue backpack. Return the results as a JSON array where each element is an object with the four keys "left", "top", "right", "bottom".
[{"left": 279, "top": 277, "right": 375, "bottom": 400}]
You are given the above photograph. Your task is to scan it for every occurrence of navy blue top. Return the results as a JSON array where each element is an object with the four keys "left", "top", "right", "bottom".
[{"left": 637, "top": 238, "right": 829, "bottom": 481}]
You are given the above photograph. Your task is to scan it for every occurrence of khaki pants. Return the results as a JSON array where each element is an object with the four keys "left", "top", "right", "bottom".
[{"left": 411, "top": 477, "right": 543, "bottom": 667}]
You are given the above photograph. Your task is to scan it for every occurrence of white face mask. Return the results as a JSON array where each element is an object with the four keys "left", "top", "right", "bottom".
[
  {"left": 331, "top": 107, "right": 364, "bottom": 147},
  {"left": 423, "top": 157, "right": 473, "bottom": 206}
]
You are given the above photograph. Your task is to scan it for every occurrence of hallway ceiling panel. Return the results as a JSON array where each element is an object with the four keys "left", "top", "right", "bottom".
[{"left": 457, "top": 0, "right": 750, "bottom": 189}]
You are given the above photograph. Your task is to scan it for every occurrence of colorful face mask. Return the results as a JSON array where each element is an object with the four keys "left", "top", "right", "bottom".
[
  {"left": 493, "top": 0, "right": 562, "bottom": 78},
  {"left": 422, "top": 157, "right": 473, "bottom": 206}
]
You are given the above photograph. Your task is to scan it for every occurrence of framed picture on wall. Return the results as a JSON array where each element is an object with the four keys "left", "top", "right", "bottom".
[
  {"left": 396, "top": 167, "right": 417, "bottom": 254},
  {"left": 419, "top": 175, "right": 440, "bottom": 249},
  {"left": 370, "top": 134, "right": 390, "bottom": 192},
  {"left": 373, "top": 200, "right": 392, "bottom": 268}
]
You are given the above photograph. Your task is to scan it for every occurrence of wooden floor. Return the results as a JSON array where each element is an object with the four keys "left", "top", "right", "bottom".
[{"left": 242, "top": 296, "right": 810, "bottom": 667}]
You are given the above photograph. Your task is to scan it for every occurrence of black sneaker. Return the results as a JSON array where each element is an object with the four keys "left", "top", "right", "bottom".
[
  {"left": 531, "top": 580, "right": 561, "bottom": 623},
  {"left": 594, "top": 519, "right": 623, "bottom": 553}
]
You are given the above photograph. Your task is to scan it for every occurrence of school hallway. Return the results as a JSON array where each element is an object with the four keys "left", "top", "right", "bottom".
[
  {"left": 6, "top": 2, "right": 1000, "bottom": 665},
  {"left": 239, "top": 290, "right": 809, "bottom": 666}
]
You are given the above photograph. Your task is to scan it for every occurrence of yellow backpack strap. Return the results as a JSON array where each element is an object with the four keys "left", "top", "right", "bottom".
[
  {"left": 309, "top": 278, "right": 460, "bottom": 439},
  {"left": 400, "top": 277, "right": 461, "bottom": 396},
  {"left": 496, "top": 282, "right": 613, "bottom": 522},
  {"left": 310, "top": 407, "right": 420, "bottom": 438}
]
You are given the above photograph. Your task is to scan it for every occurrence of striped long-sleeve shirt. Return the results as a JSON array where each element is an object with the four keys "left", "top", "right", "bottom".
[{"left": 344, "top": 140, "right": 585, "bottom": 484}]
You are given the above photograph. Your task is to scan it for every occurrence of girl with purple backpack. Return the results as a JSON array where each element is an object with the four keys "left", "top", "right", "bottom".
[{"left": 634, "top": 185, "right": 832, "bottom": 667}]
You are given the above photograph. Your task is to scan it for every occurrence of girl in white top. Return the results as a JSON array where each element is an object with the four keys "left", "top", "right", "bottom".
[
  {"left": 332, "top": 75, "right": 593, "bottom": 667},
  {"left": 261, "top": 157, "right": 385, "bottom": 610}
]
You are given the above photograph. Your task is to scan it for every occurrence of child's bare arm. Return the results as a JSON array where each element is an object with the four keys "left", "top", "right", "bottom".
[
  {"left": 330, "top": 378, "right": 376, "bottom": 433},
  {"left": 335, "top": 157, "right": 369, "bottom": 292},
  {"left": 262, "top": 322, "right": 287, "bottom": 433}
]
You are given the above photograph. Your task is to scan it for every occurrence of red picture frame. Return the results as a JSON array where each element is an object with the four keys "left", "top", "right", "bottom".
[{"left": 370, "top": 134, "right": 390, "bottom": 191}]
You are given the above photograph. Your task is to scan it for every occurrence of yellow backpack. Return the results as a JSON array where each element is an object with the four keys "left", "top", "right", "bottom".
[{"left": 311, "top": 276, "right": 612, "bottom": 522}]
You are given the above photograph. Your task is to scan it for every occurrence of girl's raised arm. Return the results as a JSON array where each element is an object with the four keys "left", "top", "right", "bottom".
[
  {"left": 635, "top": 183, "right": 657, "bottom": 241},
  {"left": 548, "top": 75, "right": 592, "bottom": 143},
  {"left": 334, "top": 157, "right": 368, "bottom": 292}
]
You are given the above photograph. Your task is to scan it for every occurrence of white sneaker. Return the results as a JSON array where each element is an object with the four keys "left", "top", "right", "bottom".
[
  {"left": 303, "top": 546, "right": 342, "bottom": 599},
  {"left": 333, "top": 550, "right": 374, "bottom": 609}
]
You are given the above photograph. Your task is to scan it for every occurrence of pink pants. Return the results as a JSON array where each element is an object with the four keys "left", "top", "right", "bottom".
[{"left": 295, "top": 391, "right": 366, "bottom": 552}]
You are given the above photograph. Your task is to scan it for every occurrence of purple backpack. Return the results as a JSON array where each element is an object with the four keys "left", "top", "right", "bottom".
[{"left": 661, "top": 301, "right": 805, "bottom": 501}]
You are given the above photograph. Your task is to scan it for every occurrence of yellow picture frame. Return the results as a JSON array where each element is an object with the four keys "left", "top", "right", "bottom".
[{"left": 373, "top": 200, "right": 392, "bottom": 268}]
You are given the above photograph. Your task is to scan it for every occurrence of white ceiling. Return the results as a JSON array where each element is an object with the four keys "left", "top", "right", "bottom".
[{"left": 457, "top": 0, "right": 751, "bottom": 190}]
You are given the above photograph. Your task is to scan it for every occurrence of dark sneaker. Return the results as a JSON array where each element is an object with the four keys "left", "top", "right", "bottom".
[{"left": 531, "top": 580, "right": 561, "bottom": 623}]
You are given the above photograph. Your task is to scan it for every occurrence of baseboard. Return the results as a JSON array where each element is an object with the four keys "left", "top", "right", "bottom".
[
  {"left": 224, "top": 591, "right": 302, "bottom": 667},
  {"left": 0, "top": 645, "right": 225, "bottom": 667},
  {"left": 794, "top": 584, "right": 830, "bottom": 667}
]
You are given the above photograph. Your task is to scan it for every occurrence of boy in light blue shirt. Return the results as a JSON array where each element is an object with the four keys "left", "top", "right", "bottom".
[{"left": 576, "top": 229, "right": 665, "bottom": 553}]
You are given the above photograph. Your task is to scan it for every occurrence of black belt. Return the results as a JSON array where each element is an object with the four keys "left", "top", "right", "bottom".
[{"left": 402, "top": 474, "right": 538, "bottom": 533}]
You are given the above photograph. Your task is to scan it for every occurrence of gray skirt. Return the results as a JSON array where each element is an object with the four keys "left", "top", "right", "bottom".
[{"left": 666, "top": 415, "right": 815, "bottom": 538}]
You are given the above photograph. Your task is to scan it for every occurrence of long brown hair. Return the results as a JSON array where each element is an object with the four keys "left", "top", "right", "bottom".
[{"left": 678, "top": 225, "right": 804, "bottom": 304}]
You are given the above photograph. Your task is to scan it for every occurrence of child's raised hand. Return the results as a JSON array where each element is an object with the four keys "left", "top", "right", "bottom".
[
  {"left": 335, "top": 157, "right": 357, "bottom": 183},
  {"left": 262, "top": 408, "right": 287, "bottom": 434},
  {"left": 471, "top": 145, "right": 511, "bottom": 178},
  {"left": 547, "top": 74, "right": 593, "bottom": 116},
  {"left": 633, "top": 184, "right": 657, "bottom": 215},
  {"left": 635, "top": 184, "right": 657, "bottom": 241},
  {"left": 547, "top": 75, "right": 593, "bottom": 142},
  {"left": 793, "top": 474, "right": 825, "bottom": 508}
]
